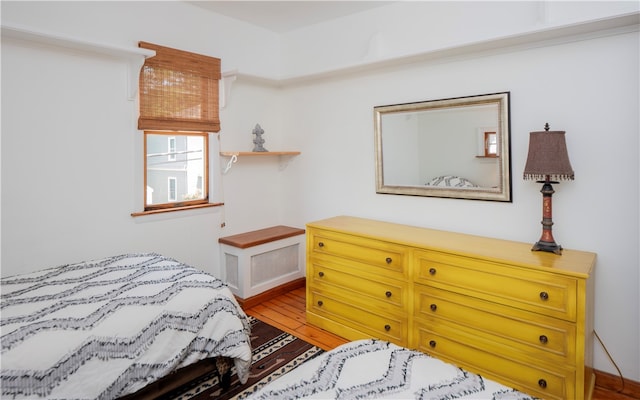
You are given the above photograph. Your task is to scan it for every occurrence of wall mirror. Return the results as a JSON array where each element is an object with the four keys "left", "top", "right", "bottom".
[{"left": 374, "top": 92, "right": 511, "bottom": 202}]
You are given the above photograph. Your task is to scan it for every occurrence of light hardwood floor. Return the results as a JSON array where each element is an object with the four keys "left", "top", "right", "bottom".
[
  {"left": 244, "top": 286, "right": 347, "bottom": 351},
  {"left": 244, "top": 286, "right": 639, "bottom": 400}
]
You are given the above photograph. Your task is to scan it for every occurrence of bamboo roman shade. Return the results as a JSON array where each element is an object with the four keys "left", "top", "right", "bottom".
[{"left": 138, "top": 42, "right": 221, "bottom": 132}]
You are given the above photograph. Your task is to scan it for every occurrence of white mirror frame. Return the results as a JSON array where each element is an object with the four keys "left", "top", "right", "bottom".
[{"left": 374, "top": 92, "right": 511, "bottom": 202}]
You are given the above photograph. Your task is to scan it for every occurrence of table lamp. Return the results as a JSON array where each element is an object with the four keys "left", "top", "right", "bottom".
[{"left": 523, "top": 123, "right": 574, "bottom": 255}]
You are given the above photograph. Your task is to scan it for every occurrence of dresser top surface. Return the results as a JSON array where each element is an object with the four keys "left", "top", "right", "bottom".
[{"left": 307, "top": 216, "right": 596, "bottom": 277}]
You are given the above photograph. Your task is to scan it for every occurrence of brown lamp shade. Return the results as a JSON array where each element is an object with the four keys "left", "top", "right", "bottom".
[{"left": 523, "top": 127, "right": 574, "bottom": 181}]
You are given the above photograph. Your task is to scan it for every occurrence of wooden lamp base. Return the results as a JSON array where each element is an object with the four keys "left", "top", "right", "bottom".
[{"left": 532, "top": 181, "right": 563, "bottom": 255}]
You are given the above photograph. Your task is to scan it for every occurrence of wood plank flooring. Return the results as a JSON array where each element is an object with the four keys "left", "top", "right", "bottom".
[
  {"left": 245, "top": 287, "right": 639, "bottom": 400},
  {"left": 244, "top": 286, "right": 348, "bottom": 351}
]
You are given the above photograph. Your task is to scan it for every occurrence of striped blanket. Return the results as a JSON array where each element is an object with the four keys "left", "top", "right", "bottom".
[{"left": 1, "top": 253, "right": 252, "bottom": 399}]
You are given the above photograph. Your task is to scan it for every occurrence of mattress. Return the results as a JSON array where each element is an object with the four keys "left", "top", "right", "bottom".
[
  {"left": 246, "top": 339, "right": 537, "bottom": 399},
  {"left": 1, "top": 253, "right": 252, "bottom": 399}
]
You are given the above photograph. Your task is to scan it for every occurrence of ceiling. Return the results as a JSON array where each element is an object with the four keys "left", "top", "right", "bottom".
[{"left": 188, "top": 1, "right": 393, "bottom": 33}]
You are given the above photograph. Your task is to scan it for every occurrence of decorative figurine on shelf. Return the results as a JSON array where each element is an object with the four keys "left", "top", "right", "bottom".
[{"left": 252, "top": 123, "right": 268, "bottom": 152}]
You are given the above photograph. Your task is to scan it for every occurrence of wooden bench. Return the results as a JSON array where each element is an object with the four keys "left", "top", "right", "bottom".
[{"left": 219, "top": 226, "right": 306, "bottom": 308}]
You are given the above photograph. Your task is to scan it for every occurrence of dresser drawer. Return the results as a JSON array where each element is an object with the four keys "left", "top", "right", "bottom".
[
  {"left": 309, "top": 229, "right": 407, "bottom": 278},
  {"left": 414, "top": 285, "right": 576, "bottom": 364},
  {"left": 308, "top": 290, "right": 406, "bottom": 345},
  {"left": 415, "top": 323, "right": 574, "bottom": 400},
  {"left": 414, "top": 250, "right": 577, "bottom": 321},
  {"left": 306, "top": 216, "right": 595, "bottom": 400},
  {"left": 309, "top": 261, "right": 407, "bottom": 312}
]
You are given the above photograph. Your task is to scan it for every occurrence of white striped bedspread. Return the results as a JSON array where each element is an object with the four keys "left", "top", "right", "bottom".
[
  {"left": 247, "top": 339, "right": 538, "bottom": 400},
  {"left": 1, "top": 253, "right": 252, "bottom": 399}
]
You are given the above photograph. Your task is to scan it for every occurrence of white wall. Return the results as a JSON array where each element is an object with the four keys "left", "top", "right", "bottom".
[
  {"left": 2, "top": 0, "right": 638, "bottom": 382},
  {"left": 278, "top": 2, "right": 639, "bottom": 382},
  {"left": 1, "top": 1, "right": 284, "bottom": 277},
  {"left": 279, "top": 1, "right": 638, "bottom": 78}
]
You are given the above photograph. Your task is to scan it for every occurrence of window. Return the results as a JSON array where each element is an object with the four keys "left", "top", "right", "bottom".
[
  {"left": 144, "top": 131, "right": 208, "bottom": 210},
  {"left": 134, "top": 42, "right": 221, "bottom": 215},
  {"left": 167, "top": 137, "right": 176, "bottom": 161},
  {"left": 167, "top": 177, "right": 177, "bottom": 202},
  {"left": 484, "top": 131, "right": 498, "bottom": 157}
]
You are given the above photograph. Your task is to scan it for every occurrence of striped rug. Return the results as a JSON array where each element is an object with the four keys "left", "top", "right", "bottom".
[{"left": 162, "top": 316, "right": 324, "bottom": 400}]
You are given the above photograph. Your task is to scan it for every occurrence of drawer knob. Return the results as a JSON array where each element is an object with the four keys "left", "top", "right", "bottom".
[
  {"left": 539, "top": 335, "right": 548, "bottom": 344},
  {"left": 318, "top": 242, "right": 325, "bottom": 248},
  {"left": 430, "top": 303, "right": 437, "bottom": 311},
  {"left": 385, "top": 257, "right": 393, "bottom": 264},
  {"left": 429, "top": 267, "right": 437, "bottom": 275},
  {"left": 384, "top": 324, "right": 391, "bottom": 331},
  {"left": 429, "top": 340, "right": 436, "bottom": 348},
  {"left": 385, "top": 291, "right": 392, "bottom": 298},
  {"left": 318, "top": 271, "right": 324, "bottom": 277},
  {"left": 539, "top": 291, "right": 549, "bottom": 301},
  {"left": 538, "top": 379, "right": 547, "bottom": 389},
  {"left": 317, "top": 300, "right": 323, "bottom": 307}
]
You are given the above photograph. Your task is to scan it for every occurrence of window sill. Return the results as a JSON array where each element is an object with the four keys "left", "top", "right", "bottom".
[{"left": 131, "top": 202, "right": 223, "bottom": 217}]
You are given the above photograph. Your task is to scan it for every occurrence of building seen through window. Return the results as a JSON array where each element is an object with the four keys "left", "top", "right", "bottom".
[{"left": 145, "top": 132, "right": 207, "bottom": 208}]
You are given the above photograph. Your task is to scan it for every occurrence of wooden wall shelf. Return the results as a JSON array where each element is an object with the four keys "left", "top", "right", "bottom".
[
  {"left": 220, "top": 151, "right": 301, "bottom": 173},
  {"left": 220, "top": 151, "right": 300, "bottom": 157}
]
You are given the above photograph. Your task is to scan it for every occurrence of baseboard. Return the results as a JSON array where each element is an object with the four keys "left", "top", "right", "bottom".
[
  {"left": 235, "top": 277, "right": 306, "bottom": 309},
  {"left": 594, "top": 368, "right": 640, "bottom": 399}
]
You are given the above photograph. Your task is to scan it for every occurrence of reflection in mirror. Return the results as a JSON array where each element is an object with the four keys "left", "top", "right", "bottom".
[{"left": 374, "top": 92, "right": 511, "bottom": 201}]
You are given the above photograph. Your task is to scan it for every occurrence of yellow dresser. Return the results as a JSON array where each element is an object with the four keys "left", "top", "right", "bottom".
[{"left": 306, "top": 216, "right": 596, "bottom": 400}]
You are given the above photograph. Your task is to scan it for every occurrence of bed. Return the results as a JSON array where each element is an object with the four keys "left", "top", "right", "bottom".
[
  {"left": 1, "top": 252, "right": 252, "bottom": 400},
  {"left": 246, "top": 339, "right": 538, "bottom": 399},
  {"left": 425, "top": 175, "right": 478, "bottom": 188}
]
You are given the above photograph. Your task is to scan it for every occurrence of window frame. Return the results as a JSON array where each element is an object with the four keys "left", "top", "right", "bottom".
[
  {"left": 132, "top": 42, "right": 222, "bottom": 217},
  {"left": 142, "top": 130, "right": 211, "bottom": 213},
  {"left": 483, "top": 131, "right": 498, "bottom": 157}
]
